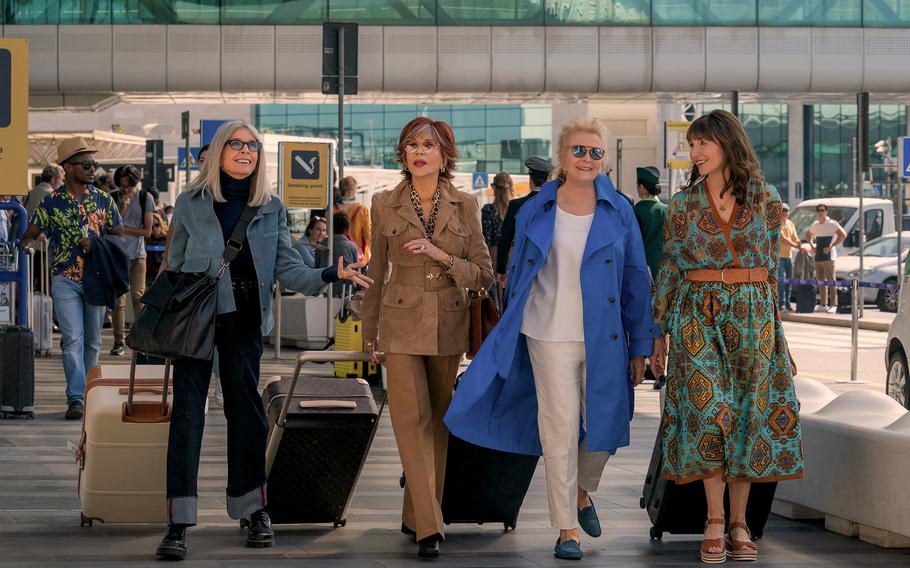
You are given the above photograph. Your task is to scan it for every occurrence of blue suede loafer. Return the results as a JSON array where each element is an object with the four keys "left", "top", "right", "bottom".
[
  {"left": 578, "top": 502, "right": 602, "bottom": 538},
  {"left": 554, "top": 537, "right": 583, "bottom": 560}
]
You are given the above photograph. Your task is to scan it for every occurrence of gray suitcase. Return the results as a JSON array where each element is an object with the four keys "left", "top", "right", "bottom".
[{"left": 29, "top": 244, "right": 53, "bottom": 357}]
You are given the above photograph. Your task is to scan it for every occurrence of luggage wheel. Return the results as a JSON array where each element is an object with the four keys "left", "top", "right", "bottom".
[
  {"left": 503, "top": 522, "right": 515, "bottom": 532},
  {"left": 26, "top": 412, "right": 34, "bottom": 420},
  {"left": 649, "top": 526, "right": 663, "bottom": 540},
  {"left": 333, "top": 519, "right": 347, "bottom": 528},
  {"left": 639, "top": 496, "right": 646, "bottom": 509},
  {"left": 80, "top": 513, "right": 93, "bottom": 527},
  {"left": 239, "top": 518, "right": 249, "bottom": 529}
]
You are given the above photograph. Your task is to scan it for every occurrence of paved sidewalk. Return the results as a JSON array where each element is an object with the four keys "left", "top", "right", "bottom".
[
  {"left": 0, "top": 332, "right": 908, "bottom": 567},
  {"left": 781, "top": 307, "right": 895, "bottom": 331}
]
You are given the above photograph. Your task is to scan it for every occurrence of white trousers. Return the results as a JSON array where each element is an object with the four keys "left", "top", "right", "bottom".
[{"left": 527, "top": 337, "right": 612, "bottom": 529}]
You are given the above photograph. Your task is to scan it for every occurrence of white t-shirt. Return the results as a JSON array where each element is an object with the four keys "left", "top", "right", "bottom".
[
  {"left": 809, "top": 217, "right": 844, "bottom": 260},
  {"left": 521, "top": 206, "right": 593, "bottom": 342}
]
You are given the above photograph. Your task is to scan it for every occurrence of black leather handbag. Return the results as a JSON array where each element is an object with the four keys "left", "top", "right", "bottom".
[{"left": 126, "top": 205, "right": 258, "bottom": 361}]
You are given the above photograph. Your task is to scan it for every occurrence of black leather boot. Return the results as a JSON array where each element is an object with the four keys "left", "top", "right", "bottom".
[
  {"left": 155, "top": 525, "right": 187, "bottom": 560},
  {"left": 417, "top": 533, "right": 442, "bottom": 558},
  {"left": 246, "top": 509, "right": 275, "bottom": 548}
]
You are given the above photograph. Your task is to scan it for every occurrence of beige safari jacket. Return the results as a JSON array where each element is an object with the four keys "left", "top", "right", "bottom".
[{"left": 363, "top": 179, "right": 495, "bottom": 356}]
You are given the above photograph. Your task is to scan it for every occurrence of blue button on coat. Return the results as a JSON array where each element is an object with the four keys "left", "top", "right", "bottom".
[{"left": 444, "top": 175, "right": 661, "bottom": 455}]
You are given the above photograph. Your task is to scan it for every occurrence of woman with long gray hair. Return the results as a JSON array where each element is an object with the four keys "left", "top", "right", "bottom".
[{"left": 156, "top": 120, "right": 372, "bottom": 560}]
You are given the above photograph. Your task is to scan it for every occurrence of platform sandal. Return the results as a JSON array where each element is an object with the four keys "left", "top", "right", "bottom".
[
  {"left": 725, "top": 521, "right": 758, "bottom": 562},
  {"left": 701, "top": 517, "right": 727, "bottom": 564}
]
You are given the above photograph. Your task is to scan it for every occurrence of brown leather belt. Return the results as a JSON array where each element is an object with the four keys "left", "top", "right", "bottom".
[
  {"left": 390, "top": 263, "right": 455, "bottom": 291},
  {"left": 685, "top": 267, "right": 768, "bottom": 284}
]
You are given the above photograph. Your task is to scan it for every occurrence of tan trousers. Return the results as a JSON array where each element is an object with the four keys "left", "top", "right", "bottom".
[
  {"left": 815, "top": 260, "right": 836, "bottom": 307},
  {"left": 384, "top": 353, "right": 461, "bottom": 541},
  {"left": 112, "top": 258, "right": 147, "bottom": 343},
  {"left": 526, "top": 338, "right": 611, "bottom": 529}
]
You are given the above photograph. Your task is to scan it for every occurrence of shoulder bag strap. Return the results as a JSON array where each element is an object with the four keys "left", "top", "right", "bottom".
[{"left": 217, "top": 205, "right": 259, "bottom": 278}]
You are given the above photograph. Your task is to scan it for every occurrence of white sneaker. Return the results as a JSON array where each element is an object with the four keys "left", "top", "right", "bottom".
[
  {"left": 814, "top": 305, "right": 827, "bottom": 312},
  {"left": 827, "top": 306, "right": 837, "bottom": 314}
]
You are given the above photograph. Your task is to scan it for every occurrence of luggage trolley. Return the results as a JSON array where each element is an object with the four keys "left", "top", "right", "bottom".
[{"left": 0, "top": 201, "right": 34, "bottom": 420}]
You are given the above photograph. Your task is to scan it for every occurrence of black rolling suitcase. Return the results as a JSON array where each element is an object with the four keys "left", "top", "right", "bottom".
[
  {"left": 640, "top": 428, "right": 776, "bottom": 540},
  {"left": 0, "top": 325, "right": 36, "bottom": 419},
  {"left": 400, "top": 372, "right": 540, "bottom": 531},
  {"left": 261, "top": 351, "right": 383, "bottom": 527},
  {"left": 440, "top": 433, "right": 539, "bottom": 530}
]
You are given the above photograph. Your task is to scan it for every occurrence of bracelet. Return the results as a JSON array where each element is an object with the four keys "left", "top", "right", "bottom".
[{"left": 445, "top": 254, "right": 456, "bottom": 271}]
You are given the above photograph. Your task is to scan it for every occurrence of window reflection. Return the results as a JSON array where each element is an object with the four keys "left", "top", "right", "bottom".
[{"left": 254, "top": 103, "right": 552, "bottom": 175}]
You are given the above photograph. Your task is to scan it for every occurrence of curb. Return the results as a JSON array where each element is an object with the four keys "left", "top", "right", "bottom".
[{"left": 781, "top": 312, "right": 892, "bottom": 332}]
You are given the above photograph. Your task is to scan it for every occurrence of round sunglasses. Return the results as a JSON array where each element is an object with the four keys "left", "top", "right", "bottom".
[{"left": 568, "top": 145, "right": 605, "bottom": 160}]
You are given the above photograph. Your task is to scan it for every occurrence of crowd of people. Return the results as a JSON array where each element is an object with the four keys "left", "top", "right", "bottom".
[{"left": 13, "top": 110, "right": 808, "bottom": 564}]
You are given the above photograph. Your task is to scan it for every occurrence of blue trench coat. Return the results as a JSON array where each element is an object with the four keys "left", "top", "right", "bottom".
[{"left": 444, "top": 175, "right": 661, "bottom": 456}]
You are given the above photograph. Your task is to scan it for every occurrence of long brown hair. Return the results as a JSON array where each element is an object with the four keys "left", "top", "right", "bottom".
[
  {"left": 491, "top": 172, "right": 513, "bottom": 219},
  {"left": 685, "top": 109, "right": 763, "bottom": 204}
]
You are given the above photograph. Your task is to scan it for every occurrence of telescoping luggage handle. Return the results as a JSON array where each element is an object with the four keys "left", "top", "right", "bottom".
[
  {"left": 127, "top": 351, "right": 171, "bottom": 418},
  {"left": 264, "top": 351, "right": 382, "bottom": 475}
]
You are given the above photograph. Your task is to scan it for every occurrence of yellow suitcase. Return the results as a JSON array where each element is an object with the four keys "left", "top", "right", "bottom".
[{"left": 334, "top": 312, "right": 380, "bottom": 381}]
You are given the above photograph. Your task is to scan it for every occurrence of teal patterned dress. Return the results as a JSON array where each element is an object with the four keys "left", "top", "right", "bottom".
[{"left": 653, "top": 180, "right": 804, "bottom": 484}]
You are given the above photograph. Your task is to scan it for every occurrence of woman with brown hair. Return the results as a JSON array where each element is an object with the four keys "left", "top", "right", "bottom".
[
  {"left": 481, "top": 172, "right": 514, "bottom": 261},
  {"left": 362, "top": 116, "right": 494, "bottom": 558},
  {"left": 651, "top": 109, "right": 803, "bottom": 563}
]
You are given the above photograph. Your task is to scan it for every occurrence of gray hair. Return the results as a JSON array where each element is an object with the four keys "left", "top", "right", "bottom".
[
  {"left": 189, "top": 120, "right": 272, "bottom": 207},
  {"left": 40, "top": 163, "right": 64, "bottom": 184}
]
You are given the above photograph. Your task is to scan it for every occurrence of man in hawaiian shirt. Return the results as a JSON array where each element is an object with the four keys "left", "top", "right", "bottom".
[{"left": 20, "top": 138, "right": 124, "bottom": 420}]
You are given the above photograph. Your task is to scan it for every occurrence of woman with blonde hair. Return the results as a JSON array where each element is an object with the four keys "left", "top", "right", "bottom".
[
  {"left": 156, "top": 120, "right": 371, "bottom": 560},
  {"left": 362, "top": 116, "right": 493, "bottom": 558},
  {"left": 481, "top": 172, "right": 514, "bottom": 261},
  {"left": 651, "top": 109, "right": 803, "bottom": 563},
  {"left": 445, "top": 118, "right": 659, "bottom": 560}
]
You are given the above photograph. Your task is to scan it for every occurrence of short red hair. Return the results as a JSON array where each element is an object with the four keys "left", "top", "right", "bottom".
[{"left": 396, "top": 117, "right": 458, "bottom": 181}]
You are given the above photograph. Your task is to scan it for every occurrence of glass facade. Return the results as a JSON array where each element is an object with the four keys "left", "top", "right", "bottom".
[
  {"left": 702, "top": 103, "right": 789, "bottom": 201},
  {"left": 255, "top": 103, "right": 551, "bottom": 175},
  {"left": 0, "top": 0, "right": 903, "bottom": 26},
  {"left": 810, "top": 104, "right": 907, "bottom": 199}
]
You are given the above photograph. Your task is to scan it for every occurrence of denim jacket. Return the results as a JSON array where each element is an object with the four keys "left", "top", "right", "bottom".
[{"left": 168, "top": 186, "right": 328, "bottom": 335}]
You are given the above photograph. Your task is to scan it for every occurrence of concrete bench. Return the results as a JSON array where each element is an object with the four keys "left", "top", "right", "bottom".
[{"left": 772, "top": 377, "right": 910, "bottom": 548}]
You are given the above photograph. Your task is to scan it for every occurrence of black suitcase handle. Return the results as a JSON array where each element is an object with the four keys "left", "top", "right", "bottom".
[{"left": 265, "top": 351, "right": 384, "bottom": 476}]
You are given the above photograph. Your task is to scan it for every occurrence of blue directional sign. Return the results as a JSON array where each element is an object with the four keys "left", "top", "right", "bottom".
[
  {"left": 472, "top": 172, "right": 488, "bottom": 191},
  {"left": 902, "top": 136, "right": 910, "bottom": 181},
  {"left": 177, "top": 147, "right": 201, "bottom": 170},
  {"left": 200, "top": 119, "right": 238, "bottom": 146}
]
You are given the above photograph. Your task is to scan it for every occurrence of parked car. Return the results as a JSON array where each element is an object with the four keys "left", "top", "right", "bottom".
[
  {"left": 834, "top": 231, "right": 910, "bottom": 312},
  {"left": 789, "top": 197, "right": 895, "bottom": 257},
  {"left": 885, "top": 271, "right": 910, "bottom": 408}
]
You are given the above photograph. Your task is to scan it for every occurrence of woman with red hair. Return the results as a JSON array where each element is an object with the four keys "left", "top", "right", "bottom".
[{"left": 363, "top": 117, "right": 494, "bottom": 558}]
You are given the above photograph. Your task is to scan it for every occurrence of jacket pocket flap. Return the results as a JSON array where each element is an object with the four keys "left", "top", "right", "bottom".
[
  {"left": 445, "top": 223, "right": 472, "bottom": 237},
  {"left": 382, "top": 283, "right": 423, "bottom": 309},
  {"left": 382, "top": 221, "right": 410, "bottom": 237},
  {"left": 438, "top": 287, "right": 469, "bottom": 311}
]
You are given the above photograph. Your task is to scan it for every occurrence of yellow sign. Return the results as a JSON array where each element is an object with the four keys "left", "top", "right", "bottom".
[
  {"left": 279, "top": 141, "right": 331, "bottom": 209},
  {"left": 665, "top": 120, "right": 693, "bottom": 169},
  {"left": 0, "top": 39, "right": 28, "bottom": 195}
]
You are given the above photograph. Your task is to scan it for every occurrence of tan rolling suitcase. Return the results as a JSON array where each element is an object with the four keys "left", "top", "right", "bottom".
[{"left": 76, "top": 355, "right": 171, "bottom": 526}]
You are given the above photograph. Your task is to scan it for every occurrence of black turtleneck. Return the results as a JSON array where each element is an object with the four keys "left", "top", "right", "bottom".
[{"left": 213, "top": 171, "right": 256, "bottom": 280}]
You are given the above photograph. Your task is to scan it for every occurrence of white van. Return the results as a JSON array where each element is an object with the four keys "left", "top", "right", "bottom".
[{"left": 789, "top": 197, "right": 895, "bottom": 256}]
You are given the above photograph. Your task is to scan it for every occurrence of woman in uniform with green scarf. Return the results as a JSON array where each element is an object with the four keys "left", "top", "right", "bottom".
[{"left": 633, "top": 166, "right": 667, "bottom": 279}]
